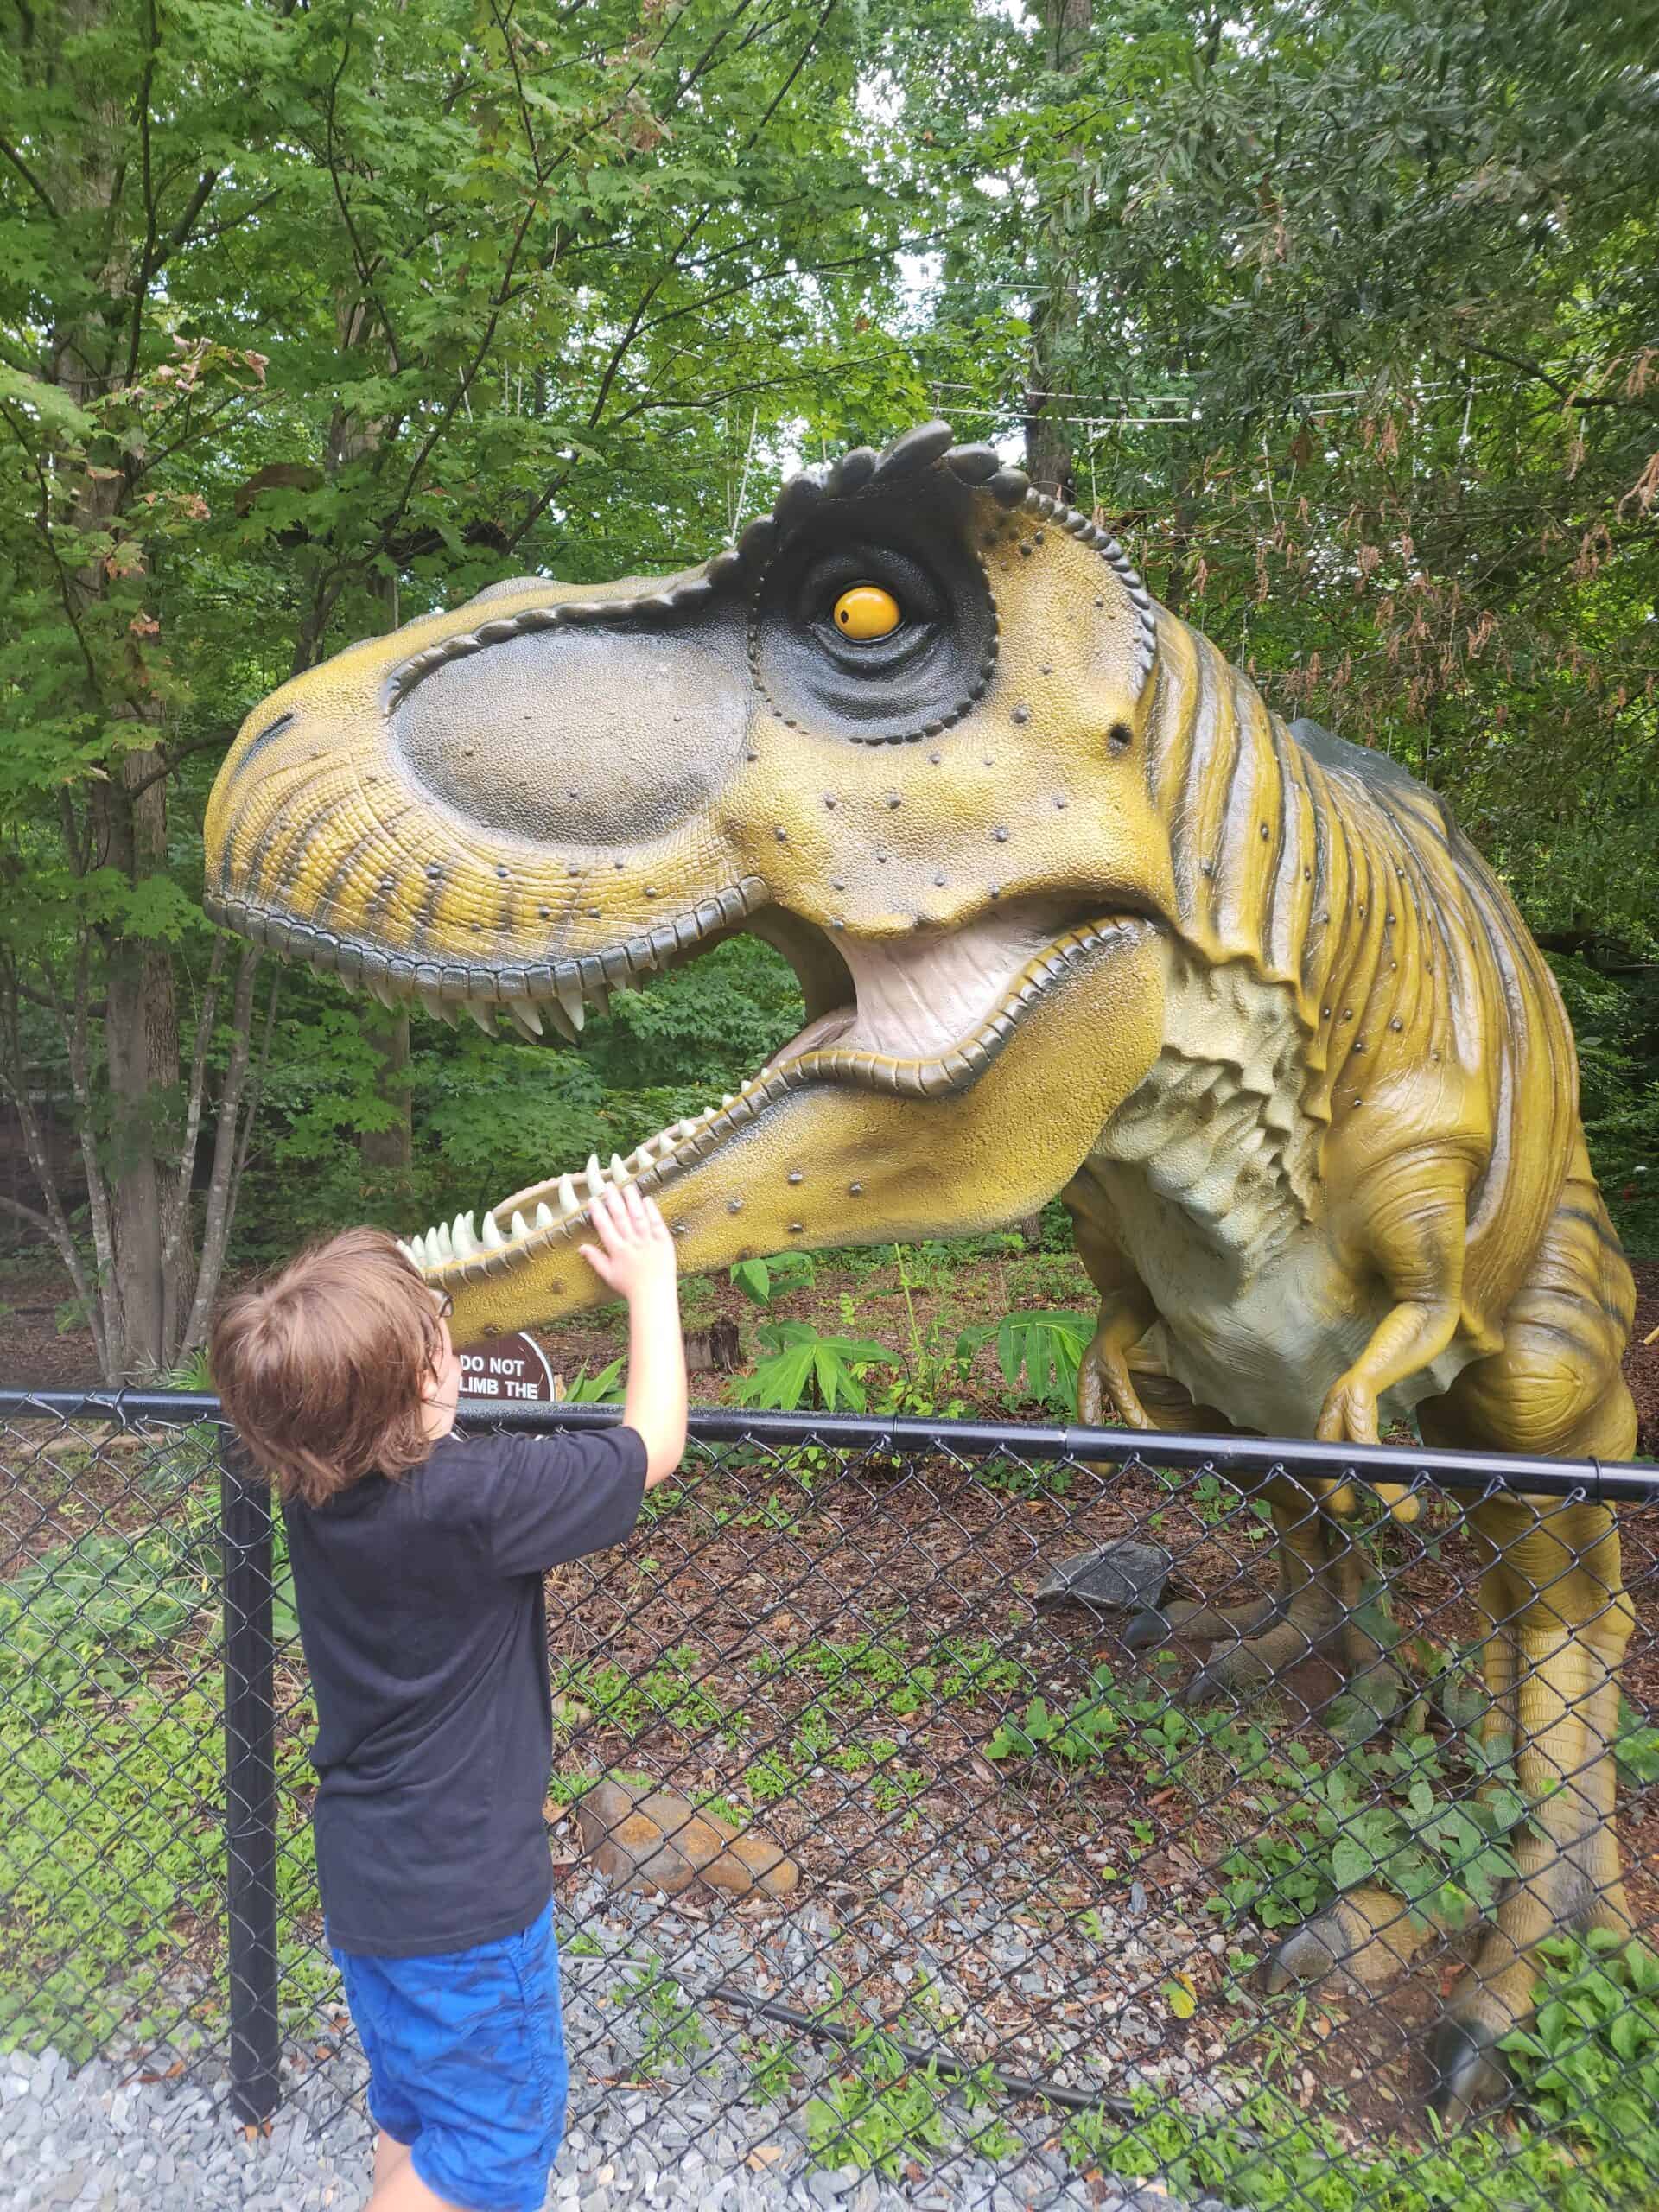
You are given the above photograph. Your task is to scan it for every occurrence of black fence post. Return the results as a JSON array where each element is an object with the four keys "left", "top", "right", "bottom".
[{"left": 221, "top": 1441, "right": 281, "bottom": 2124}]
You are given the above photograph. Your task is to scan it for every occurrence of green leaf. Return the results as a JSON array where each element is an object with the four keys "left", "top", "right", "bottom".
[
  {"left": 1331, "top": 1837, "right": 1375, "bottom": 1891},
  {"left": 992, "top": 1312, "right": 1095, "bottom": 1411}
]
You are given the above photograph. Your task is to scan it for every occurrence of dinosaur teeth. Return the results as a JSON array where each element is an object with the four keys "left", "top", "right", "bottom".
[
  {"left": 508, "top": 1001, "right": 543, "bottom": 1039},
  {"left": 556, "top": 976, "right": 586, "bottom": 1033},
  {"left": 535, "top": 1201, "right": 555, "bottom": 1230},
  {"left": 610, "top": 1153, "right": 627, "bottom": 1183},
  {"left": 467, "top": 1000, "right": 498, "bottom": 1036},
  {"left": 511, "top": 1210, "right": 529, "bottom": 1239},
  {"left": 544, "top": 1000, "right": 580, "bottom": 1044},
  {"left": 481, "top": 1212, "right": 505, "bottom": 1249},
  {"left": 435, "top": 1222, "right": 455, "bottom": 1261},
  {"left": 589, "top": 982, "right": 612, "bottom": 1019},
  {"left": 368, "top": 975, "right": 399, "bottom": 1013},
  {"left": 452, "top": 1212, "right": 477, "bottom": 1258},
  {"left": 397, "top": 1238, "right": 417, "bottom": 1264},
  {"left": 584, "top": 1154, "right": 604, "bottom": 1198},
  {"left": 558, "top": 1173, "right": 579, "bottom": 1215},
  {"left": 418, "top": 987, "right": 447, "bottom": 1022}
]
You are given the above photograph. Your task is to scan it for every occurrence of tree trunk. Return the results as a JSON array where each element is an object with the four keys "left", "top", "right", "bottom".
[
  {"left": 360, "top": 1010, "right": 413, "bottom": 1173},
  {"left": 1024, "top": 0, "right": 1093, "bottom": 501},
  {"left": 98, "top": 754, "right": 187, "bottom": 1375}
]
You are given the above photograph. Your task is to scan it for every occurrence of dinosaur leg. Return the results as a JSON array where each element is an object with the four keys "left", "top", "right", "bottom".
[
  {"left": 1426, "top": 1479, "right": 1633, "bottom": 2120},
  {"left": 1414, "top": 1166, "right": 1636, "bottom": 2122},
  {"left": 1066, "top": 1191, "right": 1289, "bottom": 1652},
  {"left": 1183, "top": 1477, "right": 1360, "bottom": 1704},
  {"left": 1263, "top": 1162, "right": 1637, "bottom": 2088}
]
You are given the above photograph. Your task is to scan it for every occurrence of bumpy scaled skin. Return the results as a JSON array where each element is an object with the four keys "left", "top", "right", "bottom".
[{"left": 204, "top": 421, "right": 1637, "bottom": 2120}]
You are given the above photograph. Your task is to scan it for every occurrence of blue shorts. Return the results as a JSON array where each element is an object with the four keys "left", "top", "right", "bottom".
[{"left": 331, "top": 1901, "right": 568, "bottom": 2212}]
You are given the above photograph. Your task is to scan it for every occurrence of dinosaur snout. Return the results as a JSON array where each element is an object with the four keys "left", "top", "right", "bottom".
[{"left": 387, "top": 601, "right": 754, "bottom": 848}]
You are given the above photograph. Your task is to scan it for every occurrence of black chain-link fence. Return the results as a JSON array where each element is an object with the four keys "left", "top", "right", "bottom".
[{"left": 3, "top": 1388, "right": 1657, "bottom": 2211}]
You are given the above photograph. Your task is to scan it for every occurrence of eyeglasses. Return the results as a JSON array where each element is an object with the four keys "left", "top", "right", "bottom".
[{"left": 430, "top": 1289, "right": 454, "bottom": 1322}]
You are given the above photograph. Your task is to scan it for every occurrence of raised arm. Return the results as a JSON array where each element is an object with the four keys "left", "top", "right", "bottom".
[{"left": 581, "top": 1184, "right": 688, "bottom": 1487}]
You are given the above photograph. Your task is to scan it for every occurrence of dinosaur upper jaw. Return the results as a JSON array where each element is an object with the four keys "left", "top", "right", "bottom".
[{"left": 386, "top": 897, "right": 1168, "bottom": 1336}]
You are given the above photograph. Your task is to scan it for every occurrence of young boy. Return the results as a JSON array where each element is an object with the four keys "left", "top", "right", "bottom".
[{"left": 212, "top": 1182, "right": 687, "bottom": 2212}]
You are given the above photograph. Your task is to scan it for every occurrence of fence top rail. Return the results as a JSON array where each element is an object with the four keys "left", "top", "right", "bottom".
[{"left": 1, "top": 1385, "right": 1654, "bottom": 1503}]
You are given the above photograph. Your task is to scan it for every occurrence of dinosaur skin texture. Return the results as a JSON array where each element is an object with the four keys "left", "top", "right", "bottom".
[{"left": 204, "top": 421, "right": 1637, "bottom": 2121}]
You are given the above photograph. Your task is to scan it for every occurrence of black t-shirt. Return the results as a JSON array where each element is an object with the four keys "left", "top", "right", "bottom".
[{"left": 281, "top": 1425, "right": 647, "bottom": 1957}]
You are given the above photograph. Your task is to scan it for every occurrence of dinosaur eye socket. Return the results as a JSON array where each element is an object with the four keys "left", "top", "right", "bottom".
[{"left": 832, "top": 584, "right": 901, "bottom": 639}]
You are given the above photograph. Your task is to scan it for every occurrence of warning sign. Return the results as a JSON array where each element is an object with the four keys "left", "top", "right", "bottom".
[{"left": 457, "top": 1332, "right": 558, "bottom": 1403}]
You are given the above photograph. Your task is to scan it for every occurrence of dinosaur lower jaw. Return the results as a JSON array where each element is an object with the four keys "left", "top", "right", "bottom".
[{"left": 402, "top": 912, "right": 1158, "bottom": 1287}]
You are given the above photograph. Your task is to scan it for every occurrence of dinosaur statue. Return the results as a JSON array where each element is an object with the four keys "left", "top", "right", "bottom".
[{"left": 203, "top": 420, "right": 1637, "bottom": 2121}]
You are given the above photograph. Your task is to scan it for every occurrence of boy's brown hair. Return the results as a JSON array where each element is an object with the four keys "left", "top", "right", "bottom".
[{"left": 211, "top": 1227, "right": 450, "bottom": 1505}]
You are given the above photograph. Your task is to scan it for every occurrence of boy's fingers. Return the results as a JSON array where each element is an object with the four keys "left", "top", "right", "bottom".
[{"left": 591, "top": 1187, "right": 626, "bottom": 1243}]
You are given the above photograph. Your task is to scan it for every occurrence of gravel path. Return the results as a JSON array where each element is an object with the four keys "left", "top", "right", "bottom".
[
  {"left": 0, "top": 2042, "right": 1230, "bottom": 2212},
  {"left": 1, "top": 1853, "right": 1238, "bottom": 2212}
]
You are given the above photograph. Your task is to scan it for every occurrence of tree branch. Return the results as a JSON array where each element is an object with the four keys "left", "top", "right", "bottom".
[{"left": 0, "top": 134, "right": 59, "bottom": 218}]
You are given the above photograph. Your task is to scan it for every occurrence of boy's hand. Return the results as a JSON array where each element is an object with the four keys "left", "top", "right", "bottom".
[
  {"left": 579, "top": 1182, "right": 677, "bottom": 1304},
  {"left": 582, "top": 1184, "right": 688, "bottom": 1488}
]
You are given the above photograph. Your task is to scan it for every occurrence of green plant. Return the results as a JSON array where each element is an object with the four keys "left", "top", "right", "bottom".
[
  {"left": 619, "top": 1960, "right": 709, "bottom": 2074},
  {"left": 729, "top": 1252, "right": 818, "bottom": 1309},
  {"left": 0, "top": 1531, "right": 203, "bottom": 1679},
  {"left": 1501, "top": 1933, "right": 1659, "bottom": 2188},
  {"left": 1211, "top": 1731, "right": 1525, "bottom": 1936},
  {"left": 745, "top": 2033, "right": 803, "bottom": 2101},
  {"left": 804, "top": 2030, "right": 959, "bottom": 2177},
  {"left": 555, "top": 1357, "right": 626, "bottom": 1405},
  {"left": 957, "top": 1310, "right": 1094, "bottom": 1413},
  {"left": 1056, "top": 1935, "right": 1659, "bottom": 2211},
  {"left": 734, "top": 1321, "right": 898, "bottom": 1413},
  {"left": 1614, "top": 1697, "right": 1659, "bottom": 1789},
  {"left": 986, "top": 1678, "right": 1128, "bottom": 1768},
  {"left": 556, "top": 1645, "right": 739, "bottom": 1741},
  {"left": 983, "top": 1663, "right": 1199, "bottom": 1781},
  {"left": 0, "top": 1529, "right": 325, "bottom": 2057}
]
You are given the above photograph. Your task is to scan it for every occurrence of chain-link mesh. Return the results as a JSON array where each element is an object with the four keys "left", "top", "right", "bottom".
[{"left": 2, "top": 1389, "right": 1656, "bottom": 2210}]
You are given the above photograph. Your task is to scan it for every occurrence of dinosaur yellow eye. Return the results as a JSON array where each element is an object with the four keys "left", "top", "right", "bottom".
[{"left": 832, "top": 584, "right": 901, "bottom": 640}]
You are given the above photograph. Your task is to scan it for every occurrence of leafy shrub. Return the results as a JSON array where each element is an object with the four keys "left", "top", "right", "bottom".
[{"left": 0, "top": 1527, "right": 324, "bottom": 2057}]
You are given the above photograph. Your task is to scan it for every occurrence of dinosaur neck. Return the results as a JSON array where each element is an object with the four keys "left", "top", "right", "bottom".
[{"left": 1141, "top": 604, "right": 1489, "bottom": 1126}]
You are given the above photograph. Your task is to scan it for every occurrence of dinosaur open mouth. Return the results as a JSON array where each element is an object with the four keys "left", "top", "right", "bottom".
[{"left": 396, "top": 899, "right": 1157, "bottom": 1285}]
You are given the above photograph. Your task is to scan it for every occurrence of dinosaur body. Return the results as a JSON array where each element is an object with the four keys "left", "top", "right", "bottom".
[{"left": 204, "top": 421, "right": 1637, "bottom": 2121}]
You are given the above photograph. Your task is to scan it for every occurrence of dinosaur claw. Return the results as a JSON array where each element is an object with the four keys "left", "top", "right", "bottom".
[
  {"left": 1181, "top": 1662, "right": 1249, "bottom": 1708},
  {"left": 1262, "top": 1915, "right": 1344, "bottom": 1994},
  {"left": 1430, "top": 2017, "right": 1514, "bottom": 2127},
  {"left": 1122, "top": 1608, "right": 1173, "bottom": 1652}
]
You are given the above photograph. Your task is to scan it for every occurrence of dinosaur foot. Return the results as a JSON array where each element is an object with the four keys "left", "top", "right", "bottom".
[
  {"left": 1122, "top": 1592, "right": 1281, "bottom": 1653},
  {"left": 1182, "top": 1624, "right": 1414, "bottom": 1730},
  {"left": 1182, "top": 1618, "right": 1333, "bottom": 1705},
  {"left": 1262, "top": 1885, "right": 1436, "bottom": 1995}
]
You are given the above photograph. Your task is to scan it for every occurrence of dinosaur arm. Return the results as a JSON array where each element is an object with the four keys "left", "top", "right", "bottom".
[
  {"left": 1317, "top": 1146, "right": 1473, "bottom": 1447},
  {"left": 1065, "top": 1179, "right": 1160, "bottom": 1430}
]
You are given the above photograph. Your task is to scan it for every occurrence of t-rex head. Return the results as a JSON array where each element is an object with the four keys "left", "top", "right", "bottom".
[{"left": 204, "top": 422, "right": 1179, "bottom": 1337}]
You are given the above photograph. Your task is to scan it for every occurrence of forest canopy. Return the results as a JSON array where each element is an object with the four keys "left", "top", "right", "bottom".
[{"left": 2, "top": 0, "right": 1655, "bottom": 1378}]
